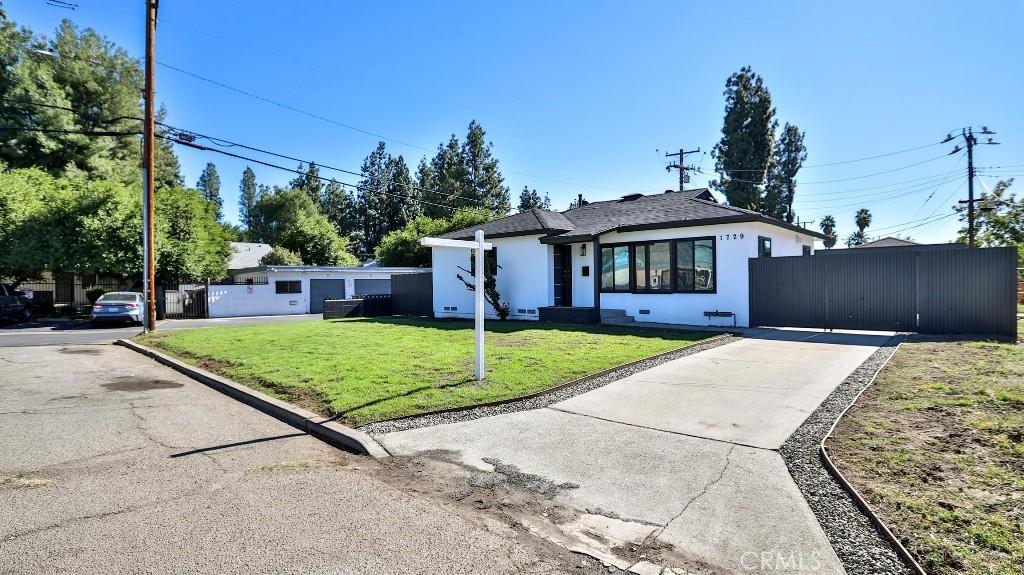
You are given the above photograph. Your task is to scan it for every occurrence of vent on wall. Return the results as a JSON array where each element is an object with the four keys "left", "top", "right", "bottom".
[
  {"left": 638, "top": 309, "right": 651, "bottom": 315},
  {"left": 443, "top": 306, "right": 458, "bottom": 312},
  {"left": 517, "top": 308, "right": 538, "bottom": 315}
]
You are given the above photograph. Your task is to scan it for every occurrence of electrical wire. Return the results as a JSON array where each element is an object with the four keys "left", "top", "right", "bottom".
[
  {"left": 164, "top": 134, "right": 473, "bottom": 214},
  {"left": 0, "top": 126, "right": 140, "bottom": 137},
  {"left": 703, "top": 151, "right": 956, "bottom": 185}
]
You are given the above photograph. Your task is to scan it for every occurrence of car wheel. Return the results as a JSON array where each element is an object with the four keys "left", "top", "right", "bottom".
[{"left": 20, "top": 306, "right": 32, "bottom": 323}]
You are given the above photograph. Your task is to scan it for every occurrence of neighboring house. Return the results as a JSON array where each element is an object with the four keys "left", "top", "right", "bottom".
[
  {"left": 428, "top": 188, "right": 823, "bottom": 327},
  {"left": 215, "top": 265, "right": 427, "bottom": 317},
  {"left": 228, "top": 242, "right": 274, "bottom": 271},
  {"left": 852, "top": 237, "right": 917, "bottom": 249}
]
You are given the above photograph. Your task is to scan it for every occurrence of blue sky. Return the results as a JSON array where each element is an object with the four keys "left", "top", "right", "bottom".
[{"left": 9, "top": 0, "right": 1022, "bottom": 245}]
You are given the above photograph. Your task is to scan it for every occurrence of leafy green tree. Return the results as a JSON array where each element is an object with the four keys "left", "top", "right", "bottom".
[
  {"left": 248, "top": 187, "right": 358, "bottom": 266},
  {"left": 462, "top": 120, "right": 510, "bottom": 216},
  {"left": 154, "top": 187, "right": 233, "bottom": 281},
  {"left": 238, "top": 166, "right": 258, "bottom": 231},
  {"left": 195, "top": 162, "right": 222, "bottom": 220},
  {"left": 763, "top": 123, "right": 806, "bottom": 222},
  {"left": 846, "top": 230, "right": 866, "bottom": 247},
  {"left": 0, "top": 16, "right": 182, "bottom": 188},
  {"left": 259, "top": 246, "right": 302, "bottom": 266},
  {"left": 517, "top": 186, "right": 550, "bottom": 212},
  {"left": 0, "top": 166, "right": 228, "bottom": 283},
  {"left": 955, "top": 179, "right": 1023, "bottom": 263},
  {"left": 819, "top": 214, "right": 838, "bottom": 249},
  {"left": 710, "top": 66, "right": 778, "bottom": 211},
  {"left": 374, "top": 209, "right": 491, "bottom": 267}
]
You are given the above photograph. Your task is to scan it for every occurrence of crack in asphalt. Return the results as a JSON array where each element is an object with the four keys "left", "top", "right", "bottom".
[{"left": 648, "top": 445, "right": 736, "bottom": 541}]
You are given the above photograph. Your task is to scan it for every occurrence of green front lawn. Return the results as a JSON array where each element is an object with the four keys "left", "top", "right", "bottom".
[
  {"left": 826, "top": 329, "right": 1024, "bottom": 575},
  {"left": 137, "top": 317, "right": 712, "bottom": 426}
]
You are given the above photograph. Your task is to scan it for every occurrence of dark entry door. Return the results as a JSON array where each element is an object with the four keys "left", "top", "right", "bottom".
[
  {"left": 309, "top": 279, "right": 347, "bottom": 314},
  {"left": 553, "top": 245, "right": 573, "bottom": 306}
]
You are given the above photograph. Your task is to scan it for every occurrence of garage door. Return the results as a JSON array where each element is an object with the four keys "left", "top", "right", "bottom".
[
  {"left": 353, "top": 279, "right": 391, "bottom": 296},
  {"left": 309, "top": 279, "right": 347, "bottom": 314}
]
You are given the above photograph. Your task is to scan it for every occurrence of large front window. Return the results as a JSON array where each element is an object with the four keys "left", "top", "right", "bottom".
[
  {"left": 601, "top": 245, "right": 630, "bottom": 292},
  {"left": 600, "top": 236, "right": 716, "bottom": 294}
]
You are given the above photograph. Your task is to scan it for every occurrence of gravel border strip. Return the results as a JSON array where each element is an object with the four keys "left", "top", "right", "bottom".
[
  {"left": 779, "top": 335, "right": 913, "bottom": 575},
  {"left": 360, "top": 333, "right": 738, "bottom": 435}
]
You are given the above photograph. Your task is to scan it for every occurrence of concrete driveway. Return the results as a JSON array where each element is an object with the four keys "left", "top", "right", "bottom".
[{"left": 380, "top": 329, "right": 892, "bottom": 574}]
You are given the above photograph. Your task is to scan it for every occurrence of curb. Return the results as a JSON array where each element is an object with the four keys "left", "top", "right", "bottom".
[
  {"left": 116, "top": 339, "right": 391, "bottom": 459},
  {"left": 369, "top": 332, "right": 734, "bottom": 427},
  {"left": 819, "top": 338, "right": 929, "bottom": 575}
]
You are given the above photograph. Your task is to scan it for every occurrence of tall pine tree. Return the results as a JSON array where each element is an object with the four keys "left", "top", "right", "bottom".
[
  {"left": 462, "top": 120, "right": 510, "bottom": 216},
  {"left": 710, "top": 66, "right": 777, "bottom": 211},
  {"left": 196, "top": 162, "right": 222, "bottom": 220},
  {"left": 517, "top": 186, "right": 550, "bottom": 212},
  {"left": 763, "top": 123, "right": 806, "bottom": 223},
  {"left": 357, "top": 142, "right": 391, "bottom": 255},
  {"left": 424, "top": 135, "right": 466, "bottom": 219},
  {"left": 322, "top": 179, "right": 357, "bottom": 239},
  {"left": 238, "top": 166, "right": 257, "bottom": 232}
]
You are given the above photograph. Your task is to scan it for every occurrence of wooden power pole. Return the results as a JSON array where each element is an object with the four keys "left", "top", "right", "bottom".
[
  {"left": 142, "top": 0, "right": 158, "bottom": 331},
  {"left": 665, "top": 147, "right": 700, "bottom": 192}
]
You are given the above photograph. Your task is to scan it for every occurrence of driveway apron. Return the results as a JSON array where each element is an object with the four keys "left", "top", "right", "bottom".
[{"left": 379, "top": 329, "right": 891, "bottom": 575}]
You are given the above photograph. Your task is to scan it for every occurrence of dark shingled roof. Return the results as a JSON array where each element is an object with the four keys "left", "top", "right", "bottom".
[{"left": 441, "top": 189, "right": 824, "bottom": 242}]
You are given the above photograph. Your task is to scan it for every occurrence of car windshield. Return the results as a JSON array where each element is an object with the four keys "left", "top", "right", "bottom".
[{"left": 98, "top": 293, "right": 138, "bottom": 302}]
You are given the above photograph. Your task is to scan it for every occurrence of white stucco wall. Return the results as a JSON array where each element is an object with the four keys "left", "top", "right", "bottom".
[
  {"left": 431, "top": 234, "right": 553, "bottom": 320},
  {"left": 570, "top": 242, "right": 596, "bottom": 307},
  {"left": 210, "top": 269, "right": 422, "bottom": 317},
  {"left": 598, "top": 223, "right": 817, "bottom": 327},
  {"left": 429, "top": 223, "right": 817, "bottom": 327}
]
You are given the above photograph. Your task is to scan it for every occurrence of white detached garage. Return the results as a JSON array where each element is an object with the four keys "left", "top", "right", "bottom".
[{"left": 211, "top": 265, "right": 427, "bottom": 317}]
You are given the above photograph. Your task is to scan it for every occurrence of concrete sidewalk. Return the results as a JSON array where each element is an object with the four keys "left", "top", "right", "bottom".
[{"left": 380, "top": 329, "right": 891, "bottom": 574}]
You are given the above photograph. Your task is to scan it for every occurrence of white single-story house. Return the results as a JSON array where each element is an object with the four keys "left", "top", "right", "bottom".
[
  {"left": 428, "top": 189, "right": 824, "bottom": 327},
  {"left": 211, "top": 265, "right": 427, "bottom": 317}
]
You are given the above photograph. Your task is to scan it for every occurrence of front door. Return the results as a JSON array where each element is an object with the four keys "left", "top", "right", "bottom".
[{"left": 553, "top": 245, "right": 573, "bottom": 306}]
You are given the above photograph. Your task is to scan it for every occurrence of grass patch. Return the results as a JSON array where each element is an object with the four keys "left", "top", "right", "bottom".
[
  {"left": 827, "top": 327, "right": 1024, "bottom": 575},
  {"left": 137, "top": 317, "right": 712, "bottom": 426}
]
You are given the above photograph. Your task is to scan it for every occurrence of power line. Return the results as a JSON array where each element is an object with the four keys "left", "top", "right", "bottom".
[
  {"left": 710, "top": 140, "right": 946, "bottom": 173},
  {"left": 795, "top": 170, "right": 964, "bottom": 203},
  {"left": 799, "top": 174, "right": 965, "bottom": 215},
  {"left": 0, "top": 126, "right": 140, "bottom": 137},
  {"left": 163, "top": 134, "right": 472, "bottom": 214},
  {"left": 703, "top": 151, "right": 956, "bottom": 185}
]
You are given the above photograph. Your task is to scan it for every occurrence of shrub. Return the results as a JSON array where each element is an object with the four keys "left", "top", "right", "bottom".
[
  {"left": 85, "top": 285, "right": 107, "bottom": 304},
  {"left": 259, "top": 247, "right": 302, "bottom": 266}
]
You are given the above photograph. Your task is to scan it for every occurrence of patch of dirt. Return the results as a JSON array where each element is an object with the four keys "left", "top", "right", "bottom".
[
  {"left": 101, "top": 376, "right": 183, "bottom": 392},
  {"left": 0, "top": 473, "right": 52, "bottom": 489},
  {"left": 252, "top": 459, "right": 350, "bottom": 472},
  {"left": 58, "top": 347, "right": 102, "bottom": 355}
]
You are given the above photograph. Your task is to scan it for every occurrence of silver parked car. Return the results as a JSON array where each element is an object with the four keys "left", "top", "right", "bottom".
[{"left": 90, "top": 292, "right": 144, "bottom": 325}]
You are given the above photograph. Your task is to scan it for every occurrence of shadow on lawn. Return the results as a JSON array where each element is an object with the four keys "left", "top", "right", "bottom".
[
  {"left": 320, "top": 377, "right": 475, "bottom": 425},
  {"left": 325, "top": 315, "right": 707, "bottom": 340}
]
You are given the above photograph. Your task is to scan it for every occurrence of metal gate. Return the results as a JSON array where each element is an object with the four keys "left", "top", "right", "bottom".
[
  {"left": 159, "top": 281, "right": 208, "bottom": 319},
  {"left": 748, "top": 246, "right": 1017, "bottom": 336}
]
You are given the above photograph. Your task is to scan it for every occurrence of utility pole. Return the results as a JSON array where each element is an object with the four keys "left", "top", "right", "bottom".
[
  {"left": 946, "top": 126, "right": 999, "bottom": 248},
  {"left": 142, "top": 0, "right": 158, "bottom": 331},
  {"left": 665, "top": 147, "right": 700, "bottom": 192}
]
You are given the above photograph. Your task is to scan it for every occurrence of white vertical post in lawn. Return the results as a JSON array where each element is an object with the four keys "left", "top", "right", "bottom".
[
  {"left": 474, "top": 230, "right": 486, "bottom": 381},
  {"left": 420, "top": 231, "right": 493, "bottom": 381}
]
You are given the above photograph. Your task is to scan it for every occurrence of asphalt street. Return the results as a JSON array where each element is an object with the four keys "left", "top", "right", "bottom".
[
  {"left": 0, "top": 314, "right": 319, "bottom": 347},
  {"left": 0, "top": 344, "right": 581, "bottom": 575}
]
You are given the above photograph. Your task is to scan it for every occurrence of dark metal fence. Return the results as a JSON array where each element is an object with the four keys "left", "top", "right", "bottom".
[
  {"left": 13, "top": 277, "right": 139, "bottom": 316},
  {"left": 391, "top": 272, "right": 433, "bottom": 317},
  {"left": 749, "top": 246, "right": 1018, "bottom": 336}
]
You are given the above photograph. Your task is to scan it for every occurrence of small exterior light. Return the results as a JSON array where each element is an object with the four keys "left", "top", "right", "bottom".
[{"left": 580, "top": 243, "right": 587, "bottom": 256}]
